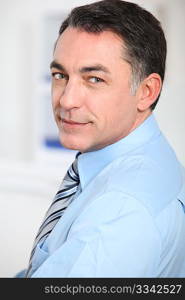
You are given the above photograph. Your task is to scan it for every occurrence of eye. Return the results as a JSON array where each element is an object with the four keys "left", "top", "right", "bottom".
[
  {"left": 88, "top": 76, "right": 104, "bottom": 83},
  {"left": 51, "top": 72, "right": 68, "bottom": 80}
]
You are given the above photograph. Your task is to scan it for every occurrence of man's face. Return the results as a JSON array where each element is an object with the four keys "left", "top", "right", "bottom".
[{"left": 51, "top": 27, "right": 141, "bottom": 152}]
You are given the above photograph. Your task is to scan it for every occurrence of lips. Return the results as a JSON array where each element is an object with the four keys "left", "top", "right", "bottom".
[
  {"left": 62, "top": 119, "right": 88, "bottom": 125},
  {"left": 58, "top": 118, "right": 91, "bottom": 130}
]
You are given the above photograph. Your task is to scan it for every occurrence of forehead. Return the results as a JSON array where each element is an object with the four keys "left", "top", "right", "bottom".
[{"left": 53, "top": 27, "right": 127, "bottom": 69}]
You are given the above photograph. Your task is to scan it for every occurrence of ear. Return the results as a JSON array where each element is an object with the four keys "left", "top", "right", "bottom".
[{"left": 137, "top": 73, "right": 162, "bottom": 111}]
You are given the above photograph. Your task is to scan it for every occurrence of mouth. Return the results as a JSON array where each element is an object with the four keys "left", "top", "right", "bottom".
[
  {"left": 63, "top": 119, "right": 88, "bottom": 125},
  {"left": 59, "top": 118, "right": 90, "bottom": 129}
]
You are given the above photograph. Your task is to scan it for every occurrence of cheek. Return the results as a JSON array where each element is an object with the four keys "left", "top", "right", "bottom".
[
  {"left": 103, "top": 93, "right": 136, "bottom": 127},
  {"left": 51, "top": 87, "right": 62, "bottom": 107}
]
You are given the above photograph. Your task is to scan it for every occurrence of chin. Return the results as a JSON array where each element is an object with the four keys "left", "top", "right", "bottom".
[
  {"left": 61, "top": 142, "right": 80, "bottom": 151},
  {"left": 59, "top": 136, "right": 88, "bottom": 152}
]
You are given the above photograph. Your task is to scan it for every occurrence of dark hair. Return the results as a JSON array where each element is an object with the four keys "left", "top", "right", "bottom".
[{"left": 58, "top": 0, "right": 167, "bottom": 110}]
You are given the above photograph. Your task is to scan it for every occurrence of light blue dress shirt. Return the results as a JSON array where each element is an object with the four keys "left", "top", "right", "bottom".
[{"left": 31, "top": 114, "right": 185, "bottom": 277}]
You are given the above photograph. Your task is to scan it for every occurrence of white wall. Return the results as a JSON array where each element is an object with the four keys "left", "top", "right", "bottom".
[{"left": 0, "top": 0, "right": 184, "bottom": 277}]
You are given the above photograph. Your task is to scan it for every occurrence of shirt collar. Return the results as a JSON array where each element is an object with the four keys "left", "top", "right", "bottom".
[{"left": 77, "top": 113, "right": 161, "bottom": 190}]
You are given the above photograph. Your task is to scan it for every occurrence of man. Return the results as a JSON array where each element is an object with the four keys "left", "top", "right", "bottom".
[{"left": 25, "top": 0, "right": 185, "bottom": 277}]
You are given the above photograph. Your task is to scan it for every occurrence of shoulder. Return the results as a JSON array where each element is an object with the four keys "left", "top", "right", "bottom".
[
  {"left": 103, "top": 150, "right": 182, "bottom": 216},
  {"left": 80, "top": 131, "right": 183, "bottom": 217}
]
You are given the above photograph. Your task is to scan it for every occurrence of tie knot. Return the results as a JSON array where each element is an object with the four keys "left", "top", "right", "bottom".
[
  {"left": 72, "top": 158, "right": 79, "bottom": 181},
  {"left": 67, "top": 155, "right": 80, "bottom": 184}
]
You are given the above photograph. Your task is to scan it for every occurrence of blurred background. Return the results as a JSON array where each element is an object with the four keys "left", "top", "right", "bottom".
[{"left": 0, "top": 0, "right": 184, "bottom": 277}]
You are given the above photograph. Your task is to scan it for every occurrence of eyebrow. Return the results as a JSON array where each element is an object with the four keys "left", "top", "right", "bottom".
[
  {"left": 50, "top": 60, "right": 110, "bottom": 74},
  {"left": 50, "top": 61, "right": 66, "bottom": 72},
  {"left": 79, "top": 64, "right": 110, "bottom": 74}
]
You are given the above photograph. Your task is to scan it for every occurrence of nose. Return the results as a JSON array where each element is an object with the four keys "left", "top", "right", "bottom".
[{"left": 59, "top": 78, "right": 84, "bottom": 111}]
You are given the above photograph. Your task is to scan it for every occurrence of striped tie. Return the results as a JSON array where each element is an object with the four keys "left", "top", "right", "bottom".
[{"left": 25, "top": 155, "right": 80, "bottom": 277}]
